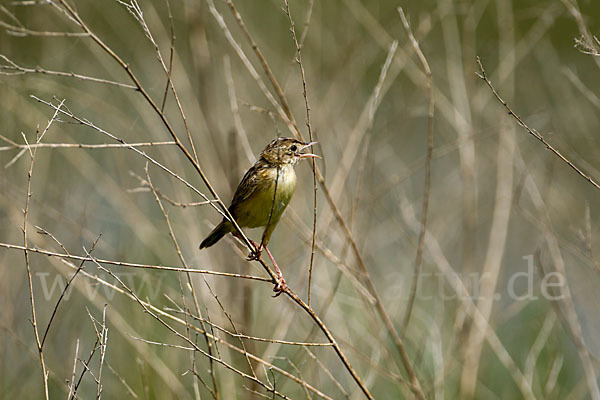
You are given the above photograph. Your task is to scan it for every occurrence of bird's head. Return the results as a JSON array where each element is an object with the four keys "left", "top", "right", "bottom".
[{"left": 260, "top": 137, "right": 319, "bottom": 166}]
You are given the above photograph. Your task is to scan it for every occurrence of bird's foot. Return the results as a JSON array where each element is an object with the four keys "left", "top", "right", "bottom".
[
  {"left": 263, "top": 245, "right": 287, "bottom": 297},
  {"left": 246, "top": 240, "right": 262, "bottom": 261},
  {"left": 272, "top": 276, "right": 287, "bottom": 297}
]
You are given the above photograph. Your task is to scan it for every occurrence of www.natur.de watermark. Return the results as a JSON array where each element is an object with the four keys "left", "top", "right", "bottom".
[
  {"left": 35, "top": 255, "right": 565, "bottom": 303},
  {"left": 388, "top": 255, "right": 565, "bottom": 302},
  {"left": 35, "top": 271, "right": 165, "bottom": 301}
]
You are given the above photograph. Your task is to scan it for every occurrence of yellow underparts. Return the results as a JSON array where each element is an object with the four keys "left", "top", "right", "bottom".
[{"left": 232, "top": 165, "right": 296, "bottom": 245}]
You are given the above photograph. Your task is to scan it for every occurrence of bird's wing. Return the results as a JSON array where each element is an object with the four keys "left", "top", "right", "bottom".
[{"left": 229, "top": 161, "right": 272, "bottom": 215}]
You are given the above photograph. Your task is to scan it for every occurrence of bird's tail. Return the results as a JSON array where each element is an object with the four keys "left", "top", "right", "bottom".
[{"left": 199, "top": 221, "right": 231, "bottom": 249}]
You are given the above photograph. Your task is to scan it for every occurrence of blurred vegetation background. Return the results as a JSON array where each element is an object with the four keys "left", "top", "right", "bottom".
[{"left": 2, "top": 0, "right": 600, "bottom": 398}]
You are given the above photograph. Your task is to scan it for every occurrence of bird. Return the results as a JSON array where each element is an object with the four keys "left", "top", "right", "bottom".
[{"left": 200, "top": 137, "right": 319, "bottom": 294}]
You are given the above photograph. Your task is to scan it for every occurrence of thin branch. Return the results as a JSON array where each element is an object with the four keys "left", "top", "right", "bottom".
[
  {"left": 90, "top": 256, "right": 293, "bottom": 400},
  {"left": 561, "top": 0, "right": 600, "bottom": 60},
  {"left": 0, "top": 139, "right": 177, "bottom": 151},
  {"left": 204, "top": 283, "right": 257, "bottom": 380},
  {"left": 304, "top": 347, "right": 349, "bottom": 398},
  {"left": 59, "top": 258, "right": 335, "bottom": 400},
  {"left": 105, "top": 362, "right": 139, "bottom": 398},
  {"left": 282, "top": 0, "right": 319, "bottom": 307},
  {"left": 397, "top": 7, "right": 434, "bottom": 335},
  {"left": 160, "top": 0, "right": 175, "bottom": 112},
  {"left": 41, "top": 233, "right": 102, "bottom": 347},
  {"left": 128, "top": 172, "right": 217, "bottom": 208},
  {"left": 22, "top": 100, "right": 65, "bottom": 400},
  {"left": 0, "top": 54, "right": 137, "bottom": 89},
  {"left": 70, "top": 328, "right": 102, "bottom": 400},
  {"left": 0, "top": 242, "right": 271, "bottom": 282},
  {"left": 13, "top": 3, "right": 418, "bottom": 398},
  {"left": 224, "top": 0, "right": 300, "bottom": 132},
  {"left": 130, "top": 335, "right": 195, "bottom": 351},
  {"left": 31, "top": 96, "right": 228, "bottom": 221},
  {"left": 169, "top": 309, "right": 334, "bottom": 347},
  {"left": 206, "top": 12, "right": 403, "bottom": 379},
  {"left": 280, "top": 289, "right": 374, "bottom": 399},
  {"left": 144, "top": 163, "right": 220, "bottom": 398},
  {"left": 0, "top": 20, "right": 90, "bottom": 36},
  {"left": 476, "top": 56, "right": 600, "bottom": 192},
  {"left": 115, "top": 0, "right": 200, "bottom": 164},
  {"left": 284, "top": 210, "right": 375, "bottom": 303},
  {"left": 96, "top": 305, "right": 108, "bottom": 399},
  {"left": 55, "top": 0, "right": 254, "bottom": 255},
  {"left": 298, "top": 0, "right": 314, "bottom": 49},
  {"left": 67, "top": 339, "right": 79, "bottom": 399},
  {"left": 216, "top": 3, "right": 389, "bottom": 323}
]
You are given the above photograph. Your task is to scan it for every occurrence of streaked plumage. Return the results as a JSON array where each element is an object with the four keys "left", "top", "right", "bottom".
[
  {"left": 199, "top": 137, "right": 318, "bottom": 293},
  {"left": 200, "top": 138, "right": 316, "bottom": 251}
]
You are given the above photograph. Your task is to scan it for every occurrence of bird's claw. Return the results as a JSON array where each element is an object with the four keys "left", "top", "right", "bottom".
[
  {"left": 247, "top": 249, "right": 261, "bottom": 261},
  {"left": 246, "top": 241, "right": 262, "bottom": 261},
  {"left": 272, "top": 276, "right": 287, "bottom": 297},
  {"left": 243, "top": 241, "right": 287, "bottom": 297}
]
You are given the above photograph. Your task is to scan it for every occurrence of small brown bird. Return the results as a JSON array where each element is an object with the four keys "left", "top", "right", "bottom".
[{"left": 200, "top": 137, "right": 319, "bottom": 293}]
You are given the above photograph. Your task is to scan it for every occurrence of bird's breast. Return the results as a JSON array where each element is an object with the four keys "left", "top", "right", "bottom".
[
  {"left": 266, "top": 165, "right": 296, "bottom": 213},
  {"left": 274, "top": 165, "right": 297, "bottom": 194},
  {"left": 243, "top": 165, "right": 296, "bottom": 228}
]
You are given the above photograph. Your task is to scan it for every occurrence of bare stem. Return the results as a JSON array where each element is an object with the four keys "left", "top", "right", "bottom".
[
  {"left": 282, "top": 0, "right": 319, "bottom": 307},
  {"left": 476, "top": 56, "right": 600, "bottom": 191},
  {"left": 22, "top": 100, "right": 65, "bottom": 400},
  {"left": 398, "top": 7, "right": 434, "bottom": 336}
]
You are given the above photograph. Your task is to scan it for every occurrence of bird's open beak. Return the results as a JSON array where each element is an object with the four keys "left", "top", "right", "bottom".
[
  {"left": 299, "top": 153, "right": 320, "bottom": 159},
  {"left": 299, "top": 141, "right": 321, "bottom": 159}
]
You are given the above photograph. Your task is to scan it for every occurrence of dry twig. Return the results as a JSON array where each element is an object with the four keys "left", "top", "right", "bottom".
[
  {"left": 22, "top": 100, "right": 65, "bottom": 400},
  {"left": 282, "top": 0, "right": 319, "bottom": 308},
  {"left": 476, "top": 57, "right": 600, "bottom": 192},
  {"left": 397, "top": 7, "right": 434, "bottom": 335}
]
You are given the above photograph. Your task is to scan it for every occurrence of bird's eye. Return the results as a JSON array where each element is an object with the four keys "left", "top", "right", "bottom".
[{"left": 290, "top": 145, "right": 297, "bottom": 152}]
